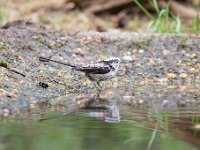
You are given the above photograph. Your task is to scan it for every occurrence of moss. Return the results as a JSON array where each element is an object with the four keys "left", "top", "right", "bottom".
[
  {"left": 55, "top": 42, "right": 64, "bottom": 48},
  {"left": 88, "top": 47, "right": 99, "bottom": 54},
  {"left": 125, "top": 39, "right": 151, "bottom": 49},
  {"left": 0, "top": 61, "right": 9, "bottom": 69},
  {"left": 176, "top": 35, "right": 190, "bottom": 50}
]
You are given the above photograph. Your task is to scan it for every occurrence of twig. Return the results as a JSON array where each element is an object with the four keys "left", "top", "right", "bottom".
[
  {"left": 0, "top": 61, "right": 25, "bottom": 77},
  {"left": 9, "top": 68, "right": 26, "bottom": 77}
]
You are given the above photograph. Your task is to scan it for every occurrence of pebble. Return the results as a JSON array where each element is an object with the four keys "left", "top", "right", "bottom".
[
  {"left": 30, "top": 101, "right": 37, "bottom": 109},
  {"left": 138, "top": 99, "right": 144, "bottom": 104},
  {"left": 3, "top": 108, "right": 10, "bottom": 117},
  {"left": 138, "top": 49, "right": 144, "bottom": 53},
  {"left": 123, "top": 55, "right": 133, "bottom": 61},
  {"left": 179, "top": 73, "right": 187, "bottom": 78},
  {"left": 166, "top": 73, "right": 176, "bottom": 78}
]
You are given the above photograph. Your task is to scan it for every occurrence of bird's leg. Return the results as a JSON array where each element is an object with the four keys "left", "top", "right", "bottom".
[
  {"left": 95, "top": 89, "right": 101, "bottom": 99},
  {"left": 95, "top": 81, "right": 102, "bottom": 91}
]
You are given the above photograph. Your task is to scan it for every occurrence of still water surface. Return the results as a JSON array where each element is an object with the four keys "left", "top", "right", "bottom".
[{"left": 0, "top": 86, "right": 200, "bottom": 150}]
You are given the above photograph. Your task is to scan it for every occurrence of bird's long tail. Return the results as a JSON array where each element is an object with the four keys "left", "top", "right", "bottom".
[{"left": 39, "top": 56, "right": 76, "bottom": 68}]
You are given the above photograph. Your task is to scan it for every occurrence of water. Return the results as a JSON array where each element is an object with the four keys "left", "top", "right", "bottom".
[
  {"left": 0, "top": 112, "right": 198, "bottom": 150},
  {"left": 0, "top": 85, "right": 200, "bottom": 150}
]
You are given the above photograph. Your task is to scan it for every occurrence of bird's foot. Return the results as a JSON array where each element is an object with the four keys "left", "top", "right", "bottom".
[
  {"left": 95, "top": 82, "right": 102, "bottom": 91},
  {"left": 95, "top": 90, "right": 101, "bottom": 99}
]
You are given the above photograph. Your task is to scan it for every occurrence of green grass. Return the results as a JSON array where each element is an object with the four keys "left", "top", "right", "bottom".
[
  {"left": 0, "top": 7, "right": 5, "bottom": 24},
  {"left": 192, "top": 13, "right": 200, "bottom": 34},
  {"left": 133, "top": 0, "right": 200, "bottom": 34},
  {"left": 133, "top": 0, "right": 181, "bottom": 33},
  {"left": 0, "top": 0, "right": 9, "bottom": 25},
  {"left": 0, "top": 0, "right": 199, "bottom": 34}
]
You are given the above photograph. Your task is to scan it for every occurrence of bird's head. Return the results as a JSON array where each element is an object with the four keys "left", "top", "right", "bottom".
[{"left": 103, "top": 57, "right": 121, "bottom": 70}]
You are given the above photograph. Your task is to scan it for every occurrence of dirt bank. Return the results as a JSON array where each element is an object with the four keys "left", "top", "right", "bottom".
[{"left": 0, "top": 20, "right": 199, "bottom": 117}]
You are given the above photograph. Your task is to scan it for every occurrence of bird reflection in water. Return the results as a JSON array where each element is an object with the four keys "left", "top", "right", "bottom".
[
  {"left": 81, "top": 90, "right": 120, "bottom": 123},
  {"left": 37, "top": 90, "right": 120, "bottom": 123}
]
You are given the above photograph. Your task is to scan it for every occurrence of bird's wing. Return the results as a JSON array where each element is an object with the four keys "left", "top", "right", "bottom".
[{"left": 75, "top": 65, "right": 110, "bottom": 74}]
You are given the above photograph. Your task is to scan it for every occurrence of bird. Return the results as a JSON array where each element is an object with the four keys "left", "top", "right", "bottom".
[{"left": 39, "top": 56, "right": 121, "bottom": 90}]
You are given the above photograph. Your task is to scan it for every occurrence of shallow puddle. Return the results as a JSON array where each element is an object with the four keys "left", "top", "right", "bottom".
[
  {"left": 0, "top": 112, "right": 199, "bottom": 150},
  {"left": 0, "top": 85, "right": 200, "bottom": 150}
]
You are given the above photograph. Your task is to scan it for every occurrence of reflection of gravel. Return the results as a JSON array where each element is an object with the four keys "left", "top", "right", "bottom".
[{"left": 0, "top": 21, "right": 199, "bottom": 116}]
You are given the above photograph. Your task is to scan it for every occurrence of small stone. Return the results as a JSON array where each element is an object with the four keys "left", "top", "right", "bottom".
[
  {"left": 74, "top": 47, "right": 82, "bottom": 53},
  {"left": 123, "top": 56, "right": 133, "bottom": 61},
  {"left": 148, "top": 59, "right": 155, "bottom": 64},
  {"left": 132, "top": 49, "right": 137, "bottom": 53},
  {"left": 166, "top": 73, "right": 176, "bottom": 78},
  {"left": 163, "top": 50, "right": 170, "bottom": 55},
  {"left": 193, "top": 124, "right": 200, "bottom": 130},
  {"left": 138, "top": 49, "right": 144, "bottom": 53},
  {"left": 162, "top": 100, "right": 169, "bottom": 107},
  {"left": 189, "top": 68, "right": 195, "bottom": 72},
  {"left": 123, "top": 95, "right": 132, "bottom": 100},
  {"left": 3, "top": 108, "right": 9, "bottom": 113},
  {"left": 190, "top": 53, "right": 197, "bottom": 58},
  {"left": 3, "top": 108, "right": 10, "bottom": 117},
  {"left": 179, "top": 73, "right": 187, "bottom": 78},
  {"left": 30, "top": 101, "right": 37, "bottom": 109},
  {"left": 38, "top": 82, "right": 49, "bottom": 88},
  {"left": 87, "top": 36, "right": 92, "bottom": 41},
  {"left": 135, "top": 63, "right": 142, "bottom": 68},
  {"left": 138, "top": 99, "right": 144, "bottom": 104}
]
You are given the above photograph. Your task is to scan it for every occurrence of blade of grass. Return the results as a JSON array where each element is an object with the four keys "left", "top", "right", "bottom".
[
  {"left": 175, "top": 16, "right": 181, "bottom": 33},
  {"left": 133, "top": 0, "right": 155, "bottom": 20},
  {"left": 194, "top": 13, "right": 200, "bottom": 34},
  {"left": 151, "top": 0, "right": 160, "bottom": 14},
  {"left": 154, "top": 9, "right": 168, "bottom": 32},
  {"left": 147, "top": 124, "right": 157, "bottom": 150},
  {"left": 133, "top": 0, "right": 181, "bottom": 33}
]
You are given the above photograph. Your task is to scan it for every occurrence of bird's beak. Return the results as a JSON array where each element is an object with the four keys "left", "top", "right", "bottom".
[
  {"left": 121, "top": 60, "right": 134, "bottom": 63},
  {"left": 98, "top": 60, "right": 104, "bottom": 63},
  {"left": 98, "top": 60, "right": 108, "bottom": 63}
]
